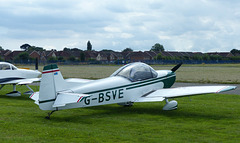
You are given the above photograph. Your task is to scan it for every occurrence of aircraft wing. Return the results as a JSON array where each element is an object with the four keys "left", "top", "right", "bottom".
[
  {"left": 135, "top": 86, "right": 236, "bottom": 102},
  {"left": 17, "top": 78, "right": 41, "bottom": 85},
  {"left": 0, "top": 78, "right": 40, "bottom": 85}
]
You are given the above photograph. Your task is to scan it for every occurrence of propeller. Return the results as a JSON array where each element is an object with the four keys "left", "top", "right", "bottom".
[
  {"left": 171, "top": 62, "right": 182, "bottom": 72},
  {"left": 35, "top": 58, "right": 38, "bottom": 70}
]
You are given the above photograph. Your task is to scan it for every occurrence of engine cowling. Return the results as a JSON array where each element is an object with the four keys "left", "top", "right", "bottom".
[{"left": 162, "top": 100, "right": 178, "bottom": 110}]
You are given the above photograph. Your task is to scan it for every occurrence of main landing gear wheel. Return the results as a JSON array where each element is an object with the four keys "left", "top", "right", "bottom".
[
  {"left": 162, "top": 99, "right": 178, "bottom": 110},
  {"left": 45, "top": 110, "right": 56, "bottom": 120}
]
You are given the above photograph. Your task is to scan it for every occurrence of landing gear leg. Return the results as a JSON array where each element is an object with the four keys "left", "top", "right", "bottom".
[
  {"left": 6, "top": 84, "right": 21, "bottom": 97},
  {"left": 45, "top": 110, "right": 56, "bottom": 120},
  {"left": 0, "top": 85, "right": 5, "bottom": 90},
  {"left": 24, "top": 85, "right": 34, "bottom": 95},
  {"left": 13, "top": 84, "right": 16, "bottom": 91}
]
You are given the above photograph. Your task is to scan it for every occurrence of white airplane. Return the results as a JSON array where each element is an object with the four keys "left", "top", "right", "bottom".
[
  {"left": 30, "top": 62, "right": 236, "bottom": 119},
  {"left": 0, "top": 62, "right": 41, "bottom": 96}
]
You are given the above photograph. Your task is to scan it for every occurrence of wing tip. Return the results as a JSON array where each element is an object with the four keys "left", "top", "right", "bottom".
[{"left": 216, "top": 86, "right": 237, "bottom": 93}]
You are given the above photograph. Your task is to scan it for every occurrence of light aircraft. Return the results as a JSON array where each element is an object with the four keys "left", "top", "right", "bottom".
[
  {"left": 0, "top": 62, "right": 41, "bottom": 96},
  {"left": 30, "top": 62, "right": 236, "bottom": 119}
]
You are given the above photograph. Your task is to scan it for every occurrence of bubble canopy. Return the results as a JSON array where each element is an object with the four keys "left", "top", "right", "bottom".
[
  {"left": 0, "top": 62, "right": 17, "bottom": 70},
  {"left": 111, "top": 62, "right": 158, "bottom": 82}
]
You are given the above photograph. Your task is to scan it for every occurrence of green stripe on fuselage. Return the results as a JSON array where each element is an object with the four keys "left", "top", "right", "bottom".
[
  {"left": 126, "top": 74, "right": 175, "bottom": 90},
  {"left": 163, "top": 74, "right": 176, "bottom": 88},
  {"left": 85, "top": 73, "right": 175, "bottom": 94}
]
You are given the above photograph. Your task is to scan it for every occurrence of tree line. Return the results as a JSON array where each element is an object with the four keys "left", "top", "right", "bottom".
[{"left": 1, "top": 42, "right": 240, "bottom": 63}]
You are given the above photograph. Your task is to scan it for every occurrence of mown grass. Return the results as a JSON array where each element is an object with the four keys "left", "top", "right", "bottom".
[
  {"left": 0, "top": 85, "right": 240, "bottom": 142},
  {"left": 1, "top": 64, "right": 237, "bottom": 142}
]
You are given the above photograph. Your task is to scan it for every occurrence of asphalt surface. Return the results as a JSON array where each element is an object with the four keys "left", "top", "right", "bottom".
[{"left": 173, "top": 82, "right": 240, "bottom": 95}]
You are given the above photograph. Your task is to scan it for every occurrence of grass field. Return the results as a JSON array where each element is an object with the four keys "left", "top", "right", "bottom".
[
  {"left": 18, "top": 63, "right": 240, "bottom": 83},
  {"left": 0, "top": 64, "right": 239, "bottom": 142},
  {"left": 0, "top": 85, "right": 239, "bottom": 142}
]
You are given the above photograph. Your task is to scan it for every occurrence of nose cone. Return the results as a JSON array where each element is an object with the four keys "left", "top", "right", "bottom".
[
  {"left": 35, "top": 70, "right": 42, "bottom": 77},
  {"left": 27, "top": 70, "right": 41, "bottom": 78}
]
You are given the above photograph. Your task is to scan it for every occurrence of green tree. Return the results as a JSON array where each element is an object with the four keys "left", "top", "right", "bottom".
[
  {"left": 122, "top": 48, "right": 133, "bottom": 52},
  {"left": 0, "top": 46, "right": 3, "bottom": 51},
  {"left": 57, "top": 56, "right": 65, "bottom": 62},
  {"left": 20, "top": 44, "right": 31, "bottom": 51},
  {"left": 87, "top": 41, "right": 92, "bottom": 51},
  {"left": 151, "top": 43, "right": 165, "bottom": 52},
  {"left": 28, "top": 46, "right": 44, "bottom": 51},
  {"left": 17, "top": 52, "right": 30, "bottom": 61},
  {"left": 230, "top": 49, "right": 240, "bottom": 56},
  {"left": 155, "top": 53, "right": 163, "bottom": 60},
  {"left": 80, "top": 52, "right": 85, "bottom": 62},
  {"left": 68, "top": 56, "right": 76, "bottom": 62},
  {"left": 209, "top": 55, "right": 222, "bottom": 61},
  {"left": 192, "top": 55, "right": 203, "bottom": 61},
  {"left": 48, "top": 57, "right": 57, "bottom": 63},
  {"left": 202, "top": 54, "right": 210, "bottom": 61},
  {"left": 63, "top": 47, "right": 71, "bottom": 51}
]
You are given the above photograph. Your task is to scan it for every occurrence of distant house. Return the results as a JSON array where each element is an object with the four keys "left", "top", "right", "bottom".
[
  {"left": 4, "top": 51, "right": 24, "bottom": 61},
  {"left": 56, "top": 51, "right": 71, "bottom": 60},
  {"left": 126, "top": 51, "right": 152, "bottom": 62},
  {"left": 45, "top": 50, "right": 57, "bottom": 59},
  {"left": 144, "top": 51, "right": 158, "bottom": 60},
  {"left": 207, "top": 52, "right": 234, "bottom": 57},
  {"left": 96, "top": 51, "right": 108, "bottom": 61},
  {"left": 84, "top": 51, "right": 98, "bottom": 61},
  {"left": 0, "top": 50, "right": 11, "bottom": 61},
  {"left": 109, "top": 52, "right": 124, "bottom": 61},
  {"left": 29, "top": 50, "right": 41, "bottom": 60}
]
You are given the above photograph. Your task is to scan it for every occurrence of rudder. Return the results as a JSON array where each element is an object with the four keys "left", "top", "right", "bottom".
[{"left": 39, "top": 64, "right": 66, "bottom": 110}]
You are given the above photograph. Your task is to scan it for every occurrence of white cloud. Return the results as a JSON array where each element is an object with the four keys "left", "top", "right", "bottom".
[{"left": 0, "top": 0, "right": 240, "bottom": 52}]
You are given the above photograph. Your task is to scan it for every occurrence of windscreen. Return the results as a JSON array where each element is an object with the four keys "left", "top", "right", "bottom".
[{"left": 112, "top": 63, "right": 157, "bottom": 82}]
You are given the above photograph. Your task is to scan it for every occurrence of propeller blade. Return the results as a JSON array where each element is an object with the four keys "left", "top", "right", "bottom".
[
  {"left": 35, "top": 58, "right": 38, "bottom": 70},
  {"left": 171, "top": 62, "right": 182, "bottom": 72}
]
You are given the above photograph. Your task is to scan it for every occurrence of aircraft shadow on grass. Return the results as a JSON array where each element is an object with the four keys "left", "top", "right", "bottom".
[
  {"left": 0, "top": 94, "right": 31, "bottom": 101},
  {"left": 46, "top": 104, "right": 230, "bottom": 123}
]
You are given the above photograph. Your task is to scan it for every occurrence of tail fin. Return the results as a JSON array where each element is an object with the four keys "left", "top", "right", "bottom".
[{"left": 39, "top": 64, "right": 67, "bottom": 110}]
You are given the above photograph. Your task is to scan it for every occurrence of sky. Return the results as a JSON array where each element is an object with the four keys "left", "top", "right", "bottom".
[{"left": 0, "top": 0, "right": 240, "bottom": 52}]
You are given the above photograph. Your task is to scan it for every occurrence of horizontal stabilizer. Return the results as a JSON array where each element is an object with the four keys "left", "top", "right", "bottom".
[
  {"left": 135, "top": 86, "right": 236, "bottom": 102},
  {"left": 53, "top": 92, "right": 90, "bottom": 108},
  {"left": 29, "top": 92, "right": 39, "bottom": 105}
]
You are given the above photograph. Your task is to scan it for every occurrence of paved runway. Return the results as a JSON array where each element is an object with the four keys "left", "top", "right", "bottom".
[{"left": 173, "top": 82, "right": 240, "bottom": 95}]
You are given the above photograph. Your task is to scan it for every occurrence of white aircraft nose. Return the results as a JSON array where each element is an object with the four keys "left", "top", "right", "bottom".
[
  {"left": 29, "top": 70, "right": 41, "bottom": 78},
  {"left": 35, "top": 70, "right": 41, "bottom": 77}
]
